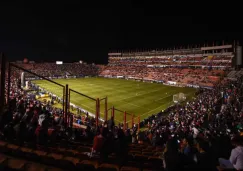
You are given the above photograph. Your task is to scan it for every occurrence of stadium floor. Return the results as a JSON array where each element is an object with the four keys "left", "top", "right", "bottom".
[{"left": 33, "top": 77, "right": 196, "bottom": 126}]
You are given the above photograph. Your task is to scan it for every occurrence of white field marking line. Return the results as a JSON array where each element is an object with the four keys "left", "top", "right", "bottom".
[
  {"left": 43, "top": 82, "right": 152, "bottom": 112},
  {"left": 71, "top": 100, "right": 96, "bottom": 113},
  {"left": 141, "top": 100, "right": 173, "bottom": 117},
  {"left": 118, "top": 89, "right": 173, "bottom": 110},
  {"left": 111, "top": 87, "right": 168, "bottom": 103},
  {"left": 67, "top": 79, "right": 163, "bottom": 103},
  {"left": 154, "top": 90, "right": 177, "bottom": 102},
  {"left": 39, "top": 81, "right": 187, "bottom": 123},
  {"left": 40, "top": 80, "right": 192, "bottom": 119},
  {"left": 76, "top": 89, "right": 166, "bottom": 120},
  {"left": 92, "top": 80, "right": 163, "bottom": 97},
  {"left": 82, "top": 97, "right": 147, "bottom": 112},
  {"left": 81, "top": 86, "right": 167, "bottom": 107},
  {"left": 76, "top": 86, "right": 172, "bottom": 114},
  {"left": 83, "top": 88, "right": 166, "bottom": 109},
  {"left": 71, "top": 80, "right": 135, "bottom": 98},
  {"left": 84, "top": 91, "right": 195, "bottom": 122},
  {"left": 39, "top": 81, "right": 191, "bottom": 120},
  {"left": 126, "top": 90, "right": 196, "bottom": 123},
  {"left": 107, "top": 88, "right": 175, "bottom": 111},
  {"left": 126, "top": 101, "right": 174, "bottom": 123},
  {"left": 72, "top": 79, "right": 127, "bottom": 90},
  {"left": 124, "top": 90, "right": 175, "bottom": 122},
  {"left": 118, "top": 100, "right": 148, "bottom": 110}
]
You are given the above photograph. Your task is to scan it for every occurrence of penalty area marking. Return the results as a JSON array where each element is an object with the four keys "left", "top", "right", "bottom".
[
  {"left": 126, "top": 90, "right": 196, "bottom": 123},
  {"left": 154, "top": 90, "right": 177, "bottom": 102},
  {"left": 126, "top": 101, "right": 173, "bottom": 123}
]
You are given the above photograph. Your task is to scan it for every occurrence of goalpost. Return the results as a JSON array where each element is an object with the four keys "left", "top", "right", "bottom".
[{"left": 173, "top": 92, "right": 186, "bottom": 103}]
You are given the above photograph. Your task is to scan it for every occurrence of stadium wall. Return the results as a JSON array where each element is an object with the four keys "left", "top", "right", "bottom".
[
  {"left": 25, "top": 75, "right": 88, "bottom": 80},
  {"left": 99, "top": 75, "right": 213, "bottom": 89}
]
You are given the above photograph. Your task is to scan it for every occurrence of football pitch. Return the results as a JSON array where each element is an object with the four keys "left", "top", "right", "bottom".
[{"left": 33, "top": 77, "right": 196, "bottom": 125}]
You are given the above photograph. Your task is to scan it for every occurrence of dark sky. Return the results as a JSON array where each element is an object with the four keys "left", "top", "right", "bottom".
[{"left": 0, "top": 1, "right": 242, "bottom": 64}]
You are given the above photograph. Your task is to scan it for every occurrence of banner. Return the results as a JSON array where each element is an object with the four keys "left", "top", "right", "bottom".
[{"left": 167, "top": 81, "right": 177, "bottom": 85}]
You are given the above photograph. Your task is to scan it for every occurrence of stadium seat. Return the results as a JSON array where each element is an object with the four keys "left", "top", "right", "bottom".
[
  {"left": 0, "top": 140, "right": 8, "bottom": 153},
  {"left": 78, "top": 146, "right": 91, "bottom": 152},
  {"left": 126, "top": 153, "right": 134, "bottom": 162},
  {"left": 46, "top": 167, "right": 64, "bottom": 171},
  {"left": 142, "top": 149, "right": 152, "bottom": 153},
  {"left": 75, "top": 152, "right": 89, "bottom": 160},
  {"left": 129, "top": 151, "right": 141, "bottom": 156},
  {"left": 5, "top": 158, "right": 27, "bottom": 170},
  {"left": 133, "top": 154, "right": 147, "bottom": 162},
  {"left": 143, "top": 162, "right": 154, "bottom": 170},
  {"left": 146, "top": 146, "right": 155, "bottom": 150},
  {"left": 154, "top": 152, "right": 163, "bottom": 156},
  {"left": 120, "top": 166, "right": 140, "bottom": 171},
  {"left": 123, "top": 162, "right": 141, "bottom": 169},
  {"left": 142, "top": 152, "right": 154, "bottom": 156},
  {"left": 63, "top": 156, "right": 80, "bottom": 164},
  {"left": 97, "top": 163, "right": 120, "bottom": 171},
  {"left": 145, "top": 156, "right": 163, "bottom": 170},
  {"left": 63, "top": 149, "right": 78, "bottom": 157},
  {"left": 148, "top": 156, "right": 163, "bottom": 163},
  {"left": 33, "top": 149, "right": 47, "bottom": 156},
  {"left": 58, "top": 159, "right": 76, "bottom": 170},
  {"left": 76, "top": 160, "right": 98, "bottom": 171},
  {"left": 0, "top": 154, "right": 8, "bottom": 168},
  {"left": 49, "top": 147, "right": 60, "bottom": 154},
  {"left": 32, "top": 150, "right": 47, "bottom": 162},
  {"left": 42, "top": 153, "right": 62, "bottom": 166},
  {"left": 16, "top": 147, "right": 33, "bottom": 159},
  {"left": 6, "top": 144, "right": 20, "bottom": 155},
  {"left": 0, "top": 154, "right": 7, "bottom": 162},
  {"left": 216, "top": 166, "right": 239, "bottom": 171},
  {"left": 58, "top": 156, "right": 79, "bottom": 170},
  {"left": 143, "top": 169, "right": 164, "bottom": 171},
  {"left": 25, "top": 163, "right": 47, "bottom": 171}
]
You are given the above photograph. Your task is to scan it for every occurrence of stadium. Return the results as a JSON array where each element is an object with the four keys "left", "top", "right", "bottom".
[{"left": 0, "top": 42, "right": 243, "bottom": 171}]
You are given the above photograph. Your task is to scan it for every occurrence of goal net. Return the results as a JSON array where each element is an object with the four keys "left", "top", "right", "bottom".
[{"left": 173, "top": 92, "right": 186, "bottom": 103}]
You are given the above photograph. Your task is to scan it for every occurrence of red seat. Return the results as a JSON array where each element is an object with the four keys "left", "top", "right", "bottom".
[
  {"left": 25, "top": 163, "right": 47, "bottom": 171},
  {"left": 5, "top": 158, "right": 27, "bottom": 170},
  {"left": 76, "top": 160, "right": 98, "bottom": 171},
  {"left": 97, "top": 163, "right": 120, "bottom": 171},
  {"left": 120, "top": 166, "right": 140, "bottom": 171}
]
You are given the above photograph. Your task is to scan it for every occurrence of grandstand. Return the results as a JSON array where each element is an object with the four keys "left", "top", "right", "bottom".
[
  {"left": 227, "top": 69, "right": 243, "bottom": 80},
  {"left": 101, "top": 44, "right": 234, "bottom": 88},
  {"left": 0, "top": 42, "right": 243, "bottom": 171}
]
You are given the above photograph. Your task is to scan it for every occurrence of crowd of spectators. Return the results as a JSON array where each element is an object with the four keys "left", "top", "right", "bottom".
[
  {"left": 135, "top": 76, "right": 243, "bottom": 170},
  {"left": 0, "top": 60, "right": 243, "bottom": 170},
  {"left": 15, "top": 63, "right": 98, "bottom": 78},
  {"left": 100, "top": 65, "right": 225, "bottom": 87},
  {"left": 0, "top": 74, "right": 133, "bottom": 165},
  {"left": 101, "top": 54, "right": 233, "bottom": 87},
  {"left": 1, "top": 77, "right": 92, "bottom": 145},
  {"left": 108, "top": 54, "right": 233, "bottom": 67}
]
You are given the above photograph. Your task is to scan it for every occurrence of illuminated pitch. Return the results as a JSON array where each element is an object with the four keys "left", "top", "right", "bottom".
[{"left": 33, "top": 77, "right": 196, "bottom": 124}]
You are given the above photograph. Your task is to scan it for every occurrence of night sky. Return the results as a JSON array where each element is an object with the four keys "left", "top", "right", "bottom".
[{"left": 0, "top": 2, "right": 242, "bottom": 64}]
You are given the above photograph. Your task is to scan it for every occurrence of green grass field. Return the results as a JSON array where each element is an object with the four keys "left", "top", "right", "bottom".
[{"left": 33, "top": 77, "right": 196, "bottom": 125}]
